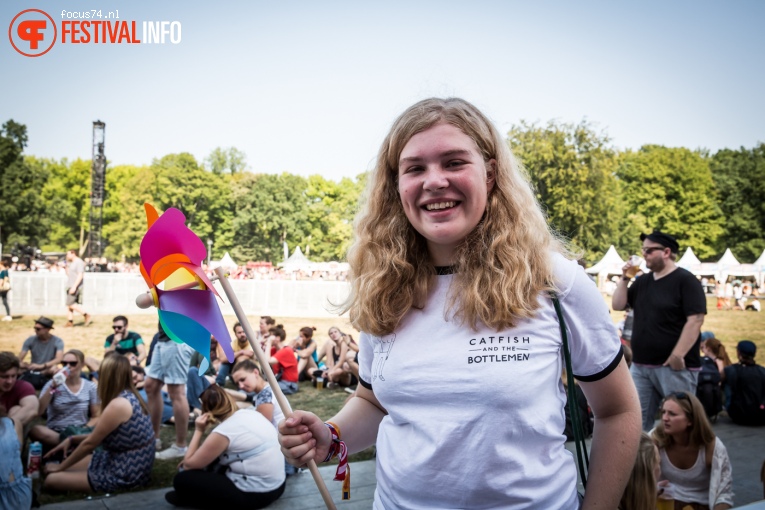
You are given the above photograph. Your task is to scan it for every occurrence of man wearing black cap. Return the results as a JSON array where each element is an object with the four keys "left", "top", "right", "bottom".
[
  {"left": 722, "top": 340, "right": 765, "bottom": 426},
  {"left": 612, "top": 230, "right": 706, "bottom": 431},
  {"left": 18, "top": 317, "right": 65, "bottom": 389}
]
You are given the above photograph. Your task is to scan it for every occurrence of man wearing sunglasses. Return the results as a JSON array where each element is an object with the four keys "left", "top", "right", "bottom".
[
  {"left": 104, "top": 315, "right": 146, "bottom": 365},
  {"left": 612, "top": 230, "right": 706, "bottom": 431},
  {"left": 18, "top": 317, "right": 65, "bottom": 389}
]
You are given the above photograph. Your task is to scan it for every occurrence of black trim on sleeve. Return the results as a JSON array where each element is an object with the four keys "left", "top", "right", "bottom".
[
  {"left": 358, "top": 376, "right": 373, "bottom": 391},
  {"left": 574, "top": 345, "right": 623, "bottom": 383}
]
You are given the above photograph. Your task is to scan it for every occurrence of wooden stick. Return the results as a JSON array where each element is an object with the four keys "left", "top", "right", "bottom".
[{"left": 213, "top": 267, "right": 337, "bottom": 510}]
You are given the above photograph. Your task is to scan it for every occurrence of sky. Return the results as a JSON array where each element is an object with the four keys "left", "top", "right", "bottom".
[{"left": 2, "top": 0, "right": 764, "bottom": 182}]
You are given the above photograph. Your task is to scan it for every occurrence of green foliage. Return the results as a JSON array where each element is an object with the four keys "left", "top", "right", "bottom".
[
  {"left": 709, "top": 144, "right": 765, "bottom": 261},
  {"left": 231, "top": 172, "right": 311, "bottom": 262},
  {"left": 508, "top": 120, "right": 622, "bottom": 262},
  {"left": 204, "top": 146, "right": 247, "bottom": 175},
  {"left": 37, "top": 158, "right": 91, "bottom": 252},
  {"left": 0, "top": 121, "right": 50, "bottom": 247},
  {"left": 616, "top": 145, "right": 724, "bottom": 260}
]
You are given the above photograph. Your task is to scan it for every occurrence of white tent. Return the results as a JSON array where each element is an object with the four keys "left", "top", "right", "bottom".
[
  {"left": 586, "top": 245, "right": 625, "bottom": 276},
  {"left": 281, "top": 246, "right": 312, "bottom": 272},
  {"left": 677, "top": 247, "right": 701, "bottom": 269},
  {"left": 716, "top": 248, "right": 759, "bottom": 281},
  {"left": 717, "top": 248, "right": 740, "bottom": 269},
  {"left": 210, "top": 251, "right": 237, "bottom": 269}
]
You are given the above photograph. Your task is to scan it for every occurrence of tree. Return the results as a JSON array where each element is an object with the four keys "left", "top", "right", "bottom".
[
  {"left": 304, "top": 175, "right": 362, "bottom": 261},
  {"left": 204, "top": 147, "right": 247, "bottom": 175},
  {"left": 37, "top": 158, "right": 91, "bottom": 252},
  {"left": 507, "top": 120, "right": 622, "bottom": 262},
  {"left": 616, "top": 145, "right": 724, "bottom": 260},
  {"left": 102, "top": 154, "right": 233, "bottom": 260},
  {"left": 231, "top": 173, "right": 311, "bottom": 263},
  {"left": 709, "top": 143, "right": 765, "bottom": 261},
  {"left": 0, "top": 120, "right": 50, "bottom": 248}
]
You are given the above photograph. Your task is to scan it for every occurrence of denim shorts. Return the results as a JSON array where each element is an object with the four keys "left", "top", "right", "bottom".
[{"left": 146, "top": 341, "right": 193, "bottom": 385}]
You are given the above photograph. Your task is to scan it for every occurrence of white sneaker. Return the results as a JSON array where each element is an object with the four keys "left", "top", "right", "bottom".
[
  {"left": 154, "top": 438, "right": 162, "bottom": 450},
  {"left": 155, "top": 443, "right": 187, "bottom": 460},
  {"left": 1, "top": 316, "right": 11, "bottom": 322}
]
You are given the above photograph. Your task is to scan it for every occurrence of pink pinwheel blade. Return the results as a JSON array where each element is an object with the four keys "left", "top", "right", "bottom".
[
  {"left": 140, "top": 208, "right": 207, "bottom": 274},
  {"left": 158, "top": 289, "right": 234, "bottom": 362}
]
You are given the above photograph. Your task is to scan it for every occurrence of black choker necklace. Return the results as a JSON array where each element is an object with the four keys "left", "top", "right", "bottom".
[{"left": 435, "top": 266, "right": 454, "bottom": 275}]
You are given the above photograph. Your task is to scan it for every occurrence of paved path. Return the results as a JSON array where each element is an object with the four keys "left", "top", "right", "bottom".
[{"left": 42, "top": 416, "right": 764, "bottom": 509}]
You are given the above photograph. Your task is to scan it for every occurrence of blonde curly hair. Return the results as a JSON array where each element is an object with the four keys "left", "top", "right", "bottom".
[{"left": 342, "top": 97, "right": 568, "bottom": 336}]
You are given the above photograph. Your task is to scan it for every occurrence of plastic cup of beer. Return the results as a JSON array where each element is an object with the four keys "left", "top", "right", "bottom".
[
  {"left": 625, "top": 255, "right": 643, "bottom": 278},
  {"left": 316, "top": 377, "right": 324, "bottom": 390}
]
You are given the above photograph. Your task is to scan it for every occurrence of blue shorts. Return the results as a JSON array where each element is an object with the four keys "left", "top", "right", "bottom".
[{"left": 146, "top": 341, "right": 193, "bottom": 385}]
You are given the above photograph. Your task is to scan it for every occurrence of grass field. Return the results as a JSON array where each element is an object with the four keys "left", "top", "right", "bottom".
[{"left": 1, "top": 296, "right": 763, "bottom": 504}]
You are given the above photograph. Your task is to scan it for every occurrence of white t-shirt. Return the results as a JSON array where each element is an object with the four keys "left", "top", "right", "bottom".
[
  {"left": 358, "top": 253, "right": 622, "bottom": 510},
  {"left": 213, "top": 409, "right": 285, "bottom": 492}
]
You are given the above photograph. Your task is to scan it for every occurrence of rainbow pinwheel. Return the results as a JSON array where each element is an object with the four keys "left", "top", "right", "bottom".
[{"left": 139, "top": 203, "right": 234, "bottom": 373}]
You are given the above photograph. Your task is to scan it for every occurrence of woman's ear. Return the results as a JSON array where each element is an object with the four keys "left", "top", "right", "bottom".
[{"left": 486, "top": 159, "right": 497, "bottom": 192}]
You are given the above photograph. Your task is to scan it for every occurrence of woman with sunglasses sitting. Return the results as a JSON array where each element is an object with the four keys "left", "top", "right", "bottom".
[
  {"left": 651, "top": 391, "right": 733, "bottom": 509},
  {"left": 43, "top": 353, "right": 155, "bottom": 493},
  {"left": 165, "top": 384, "right": 285, "bottom": 508},
  {"left": 30, "top": 349, "right": 100, "bottom": 448}
]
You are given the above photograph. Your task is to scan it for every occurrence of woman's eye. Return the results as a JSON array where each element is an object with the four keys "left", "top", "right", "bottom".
[
  {"left": 403, "top": 165, "right": 423, "bottom": 174},
  {"left": 446, "top": 160, "right": 465, "bottom": 168}
]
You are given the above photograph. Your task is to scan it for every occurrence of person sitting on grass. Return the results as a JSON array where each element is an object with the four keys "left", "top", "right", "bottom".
[
  {"left": 229, "top": 360, "right": 284, "bottom": 428},
  {"left": 293, "top": 327, "right": 319, "bottom": 382},
  {"left": 84, "top": 315, "right": 147, "bottom": 376},
  {"left": 317, "top": 326, "right": 357, "bottom": 388},
  {"left": 0, "top": 352, "right": 39, "bottom": 428},
  {"left": 30, "top": 349, "right": 100, "bottom": 448},
  {"left": 165, "top": 384, "right": 285, "bottom": 509},
  {"left": 18, "top": 317, "right": 64, "bottom": 389},
  {"left": 216, "top": 323, "right": 254, "bottom": 387},
  {"left": 264, "top": 326, "right": 298, "bottom": 395},
  {"left": 652, "top": 391, "right": 733, "bottom": 509},
  {"left": 43, "top": 353, "right": 155, "bottom": 494}
]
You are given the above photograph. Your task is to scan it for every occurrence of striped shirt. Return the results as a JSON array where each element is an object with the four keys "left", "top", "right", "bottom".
[{"left": 41, "top": 378, "right": 99, "bottom": 431}]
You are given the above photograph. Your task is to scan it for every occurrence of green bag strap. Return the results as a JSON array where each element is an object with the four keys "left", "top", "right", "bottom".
[{"left": 551, "top": 294, "right": 589, "bottom": 488}]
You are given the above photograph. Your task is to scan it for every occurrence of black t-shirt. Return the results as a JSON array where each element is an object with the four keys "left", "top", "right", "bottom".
[{"left": 627, "top": 267, "right": 706, "bottom": 367}]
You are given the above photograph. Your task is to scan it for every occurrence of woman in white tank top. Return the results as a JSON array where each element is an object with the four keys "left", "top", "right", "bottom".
[{"left": 651, "top": 391, "right": 733, "bottom": 509}]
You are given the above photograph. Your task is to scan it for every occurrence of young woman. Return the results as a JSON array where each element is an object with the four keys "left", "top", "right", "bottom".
[
  {"left": 294, "top": 327, "right": 319, "bottom": 382},
  {"left": 43, "top": 353, "right": 155, "bottom": 493},
  {"left": 230, "top": 360, "right": 284, "bottom": 428},
  {"left": 0, "top": 404, "right": 32, "bottom": 509},
  {"left": 165, "top": 384, "right": 285, "bottom": 508},
  {"left": 31, "top": 349, "right": 100, "bottom": 447},
  {"left": 317, "top": 327, "right": 356, "bottom": 388},
  {"left": 701, "top": 338, "right": 732, "bottom": 378},
  {"left": 279, "top": 97, "right": 641, "bottom": 508},
  {"left": 652, "top": 391, "right": 733, "bottom": 509}
]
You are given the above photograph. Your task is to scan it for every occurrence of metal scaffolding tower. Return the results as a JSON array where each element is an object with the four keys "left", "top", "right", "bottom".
[{"left": 88, "top": 121, "right": 106, "bottom": 259}]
